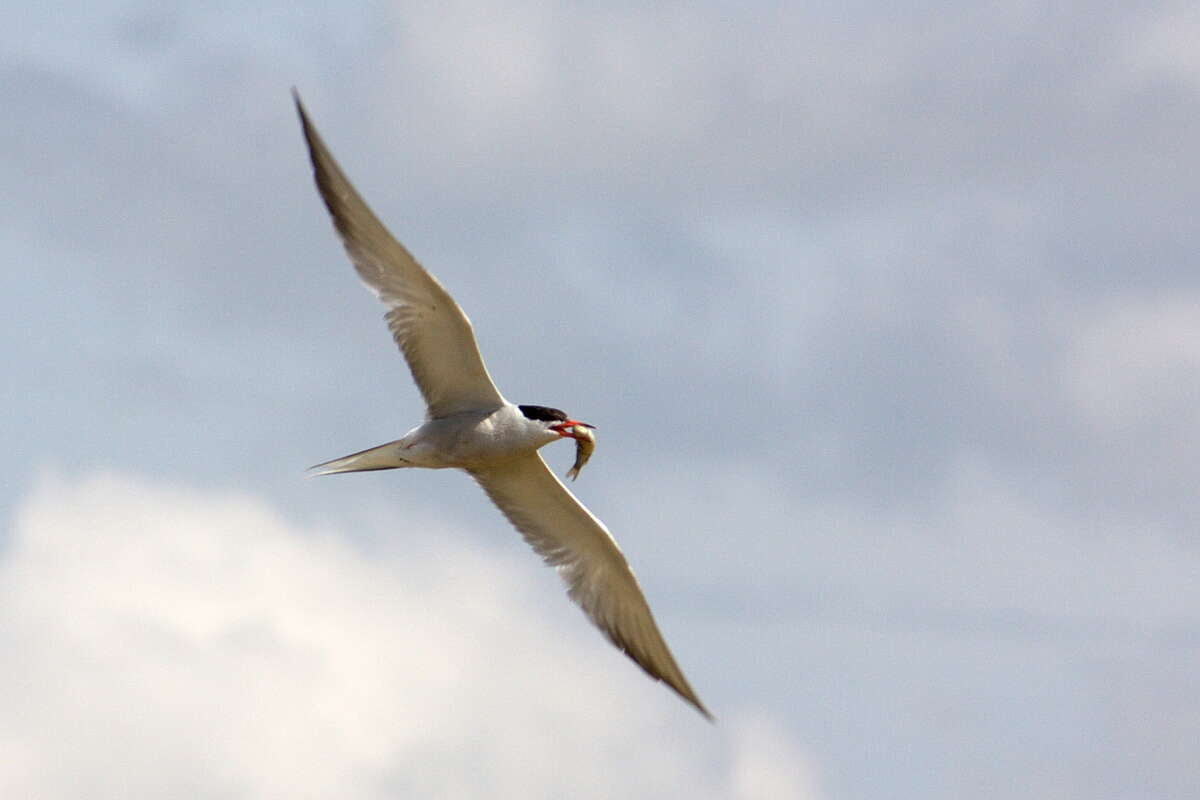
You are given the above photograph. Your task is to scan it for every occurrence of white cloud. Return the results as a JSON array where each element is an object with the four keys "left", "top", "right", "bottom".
[
  {"left": 1054, "top": 292, "right": 1200, "bottom": 521},
  {"left": 730, "top": 713, "right": 822, "bottom": 800},
  {"left": 1122, "top": 5, "right": 1200, "bottom": 88},
  {"left": 0, "top": 471, "right": 815, "bottom": 800},
  {"left": 1065, "top": 292, "right": 1200, "bottom": 435}
]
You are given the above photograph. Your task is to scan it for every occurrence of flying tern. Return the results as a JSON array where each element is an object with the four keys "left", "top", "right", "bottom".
[{"left": 294, "top": 92, "right": 710, "bottom": 719}]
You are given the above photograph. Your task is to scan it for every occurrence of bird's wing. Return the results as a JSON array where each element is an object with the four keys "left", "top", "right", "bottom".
[
  {"left": 294, "top": 93, "right": 506, "bottom": 419},
  {"left": 468, "top": 453, "right": 712, "bottom": 719}
]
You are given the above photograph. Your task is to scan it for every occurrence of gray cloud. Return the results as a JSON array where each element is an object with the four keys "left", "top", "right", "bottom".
[{"left": 4, "top": 1, "right": 1200, "bottom": 797}]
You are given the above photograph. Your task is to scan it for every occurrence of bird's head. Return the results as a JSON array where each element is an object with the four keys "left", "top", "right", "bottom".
[{"left": 518, "top": 404, "right": 595, "bottom": 439}]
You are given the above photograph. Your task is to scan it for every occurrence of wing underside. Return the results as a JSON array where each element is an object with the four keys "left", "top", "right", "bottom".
[
  {"left": 294, "top": 93, "right": 506, "bottom": 418},
  {"left": 469, "top": 454, "right": 711, "bottom": 719}
]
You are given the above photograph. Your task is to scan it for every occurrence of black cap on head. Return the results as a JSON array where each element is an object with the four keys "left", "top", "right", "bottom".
[{"left": 518, "top": 405, "right": 568, "bottom": 423}]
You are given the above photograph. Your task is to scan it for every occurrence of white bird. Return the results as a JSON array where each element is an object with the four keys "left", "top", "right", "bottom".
[{"left": 294, "top": 92, "right": 711, "bottom": 719}]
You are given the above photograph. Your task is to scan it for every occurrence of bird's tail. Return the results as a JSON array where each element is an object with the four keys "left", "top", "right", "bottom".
[{"left": 308, "top": 440, "right": 410, "bottom": 475}]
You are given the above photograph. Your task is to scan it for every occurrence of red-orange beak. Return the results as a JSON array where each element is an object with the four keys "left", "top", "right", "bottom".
[{"left": 551, "top": 419, "right": 596, "bottom": 438}]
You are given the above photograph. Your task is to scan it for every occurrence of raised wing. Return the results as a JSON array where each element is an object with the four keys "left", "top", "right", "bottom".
[
  {"left": 469, "top": 454, "right": 711, "bottom": 719},
  {"left": 294, "top": 93, "right": 506, "bottom": 419}
]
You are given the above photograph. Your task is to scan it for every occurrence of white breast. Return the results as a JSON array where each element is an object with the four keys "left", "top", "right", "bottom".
[{"left": 402, "top": 405, "right": 558, "bottom": 469}]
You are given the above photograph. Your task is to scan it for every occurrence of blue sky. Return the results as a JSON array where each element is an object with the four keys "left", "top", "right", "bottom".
[{"left": 4, "top": 2, "right": 1200, "bottom": 798}]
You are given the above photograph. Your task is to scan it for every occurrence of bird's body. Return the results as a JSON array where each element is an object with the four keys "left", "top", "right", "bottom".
[
  {"left": 294, "top": 91, "right": 710, "bottom": 720},
  {"left": 311, "top": 405, "right": 560, "bottom": 474}
]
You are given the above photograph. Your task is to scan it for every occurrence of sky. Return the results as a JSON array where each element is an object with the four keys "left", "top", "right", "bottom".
[{"left": 3, "top": 1, "right": 1200, "bottom": 798}]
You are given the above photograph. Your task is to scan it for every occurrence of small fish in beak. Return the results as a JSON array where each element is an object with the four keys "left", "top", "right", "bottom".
[{"left": 565, "top": 425, "right": 596, "bottom": 481}]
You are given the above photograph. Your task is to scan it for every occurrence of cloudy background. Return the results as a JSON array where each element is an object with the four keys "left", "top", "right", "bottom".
[{"left": 3, "top": 1, "right": 1199, "bottom": 797}]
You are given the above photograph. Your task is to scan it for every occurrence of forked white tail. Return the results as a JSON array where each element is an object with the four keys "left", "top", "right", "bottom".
[{"left": 308, "top": 440, "right": 410, "bottom": 475}]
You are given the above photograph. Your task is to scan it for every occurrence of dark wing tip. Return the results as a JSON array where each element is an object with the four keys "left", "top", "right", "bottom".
[
  {"left": 663, "top": 673, "right": 714, "bottom": 721},
  {"left": 290, "top": 90, "right": 361, "bottom": 247},
  {"left": 616, "top": 636, "right": 715, "bottom": 722},
  {"left": 291, "top": 88, "right": 307, "bottom": 125},
  {"left": 292, "top": 90, "right": 319, "bottom": 154}
]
